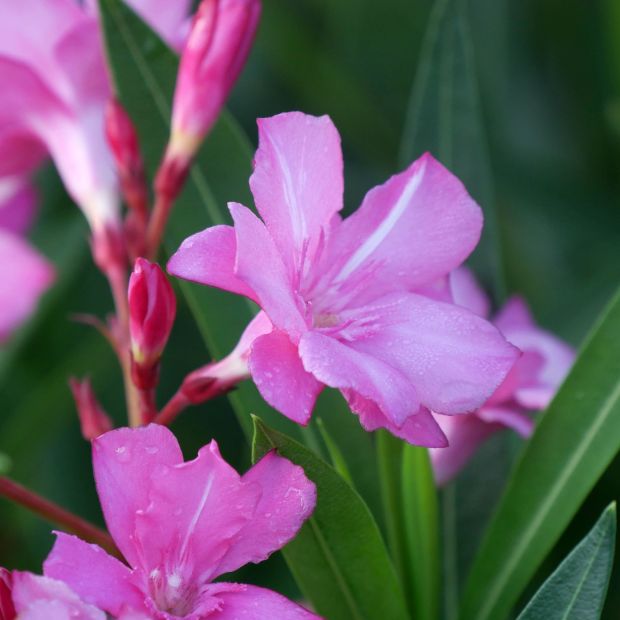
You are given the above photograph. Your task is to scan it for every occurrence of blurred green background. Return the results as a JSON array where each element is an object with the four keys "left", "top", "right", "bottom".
[{"left": 1, "top": 0, "right": 619, "bottom": 617}]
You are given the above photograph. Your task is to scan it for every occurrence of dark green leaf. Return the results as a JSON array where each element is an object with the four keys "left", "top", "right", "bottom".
[
  {"left": 252, "top": 416, "right": 409, "bottom": 620},
  {"left": 399, "top": 0, "right": 504, "bottom": 298},
  {"left": 517, "top": 503, "right": 616, "bottom": 620},
  {"left": 401, "top": 445, "right": 439, "bottom": 620},
  {"left": 461, "top": 287, "right": 620, "bottom": 620}
]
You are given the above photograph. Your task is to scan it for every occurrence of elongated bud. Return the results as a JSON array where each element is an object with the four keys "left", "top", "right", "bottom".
[
  {"left": 155, "top": 0, "right": 261, "bottom": 200},
  {"left": 128, "top": 258, "right": 176, "bottom": 388},
  {"left": 105, "top": 99, "right": 149, "bottom": 257},
  {"left": 69, "top": 378, "right": 113, "bottom": 441}
]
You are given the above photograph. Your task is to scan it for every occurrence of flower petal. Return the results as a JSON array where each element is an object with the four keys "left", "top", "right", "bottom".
[
  {"left": 342, "top": 293, "right": 519, "bottom": 415},
  {"left": 449, "top": 266, "right": 490, "bottom": 317},
  {"left": 230, "top": 202, "right": 307, "bottom": 338},
  {"left": 11, "top": 572, "right": 106, "bottom": 620},
  {"left": 214, "top": 451, "right": 317, "bottom": 577},
  {"left": 248, "top": 330, "right": 323, "bottom": 425},
  {"left": 299, "top": 330, "right": 420, "bottom": 427},
  {"left": 320, "top": 153, "right": 482, "bottom": 307},
  {"left": 92, "top": 424, "right": 184, "bottom": 568},
  {"left": 214, "top": 584, "right": 320, "bottom": 619},
  {"left": 43, "top": 533, "right": 144, "bottom": 617},
  {"left": 167, "top": 225, "right": 258, "bottom": 301},
  {"left": 430, "top": 414, "right": 498, "bottom": 485},
  {"left": 0, "top": 230, "right": 54, "bottom": 341},
  {"left": 250, "top": 112, "right": 343, "bottom": 273},
  {"left": 347, "top": 393, "right": 447, "bottom": 447},
  {"left": 133, "top": 440, "right": 260, "bottom": 582}
]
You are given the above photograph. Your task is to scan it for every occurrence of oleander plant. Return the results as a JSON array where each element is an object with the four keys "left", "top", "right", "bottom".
[{"left": 0, "top": 1, "right": 619, "bottom": 619}]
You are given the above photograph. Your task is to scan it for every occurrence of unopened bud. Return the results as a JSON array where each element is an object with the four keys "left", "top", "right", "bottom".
[
  {"left": 69, "top": 378, "right": 113, "bottom": 441},
  {"left": 91, "top": 223, "right": 127, "bottom": 276},
  {"left": 156, "top": 0, "right": 261, "bottom": 200},
  {"left": 128, "top": 258, "right": 176, "bottom": 388},
  {"left": 105, "top": 99, "right": 149, "bottom": 256}
]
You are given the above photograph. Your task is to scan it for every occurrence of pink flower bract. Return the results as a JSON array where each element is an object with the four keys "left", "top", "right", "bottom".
[
  {"left": 44, "top": 424, "right": 319, "bottom": 619},
  {"left": 430, "top": 267, "right": 576, "bottom": 484},
  {"left": 168, "top": 111, "right": 519, "bottom": 446}
]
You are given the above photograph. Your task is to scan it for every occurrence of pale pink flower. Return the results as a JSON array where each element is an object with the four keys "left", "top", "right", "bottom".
[
  {"left": 430, "top": 267, "right": 576, "bottom": 484},
  {"left": 8, "top": 571, "right": 106, "bottom": 620},
  {"left": 169, "top": 111, "right": 518, "bottom": 446},
  {"left": 0, "top": 0, "right": 194, "bottom": 240},
  {"left": 44, "top": 424, "right": 319, "bottom": 619}
]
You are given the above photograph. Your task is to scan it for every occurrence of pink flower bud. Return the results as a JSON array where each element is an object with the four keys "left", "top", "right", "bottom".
[
  {"left": 69, "top": 377, "right": 113, "bottom": 441},
  {"left": 128, "top": 258, "right": 176, "bottom": 388},
  {"left": 0, "top": 568, "right": 14, "bottom": 620},
  {"left": 104, "top": 99, "right": 149, "bottom": 257},
  {"left": 156, "top": 0, "right": 261, "bottom": 199}
]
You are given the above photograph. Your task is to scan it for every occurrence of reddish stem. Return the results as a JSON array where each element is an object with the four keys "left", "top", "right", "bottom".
[
  {"left": 0, "top": 476, "right": 121, "bottom": 560},
  {"left": 153, "top": 390, "right": 190, "bottom": 426},
  {"left": 146, "top": 193, "right": 173, "bottom": 260}
]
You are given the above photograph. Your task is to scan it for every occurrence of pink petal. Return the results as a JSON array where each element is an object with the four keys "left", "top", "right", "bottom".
[
  {"left": 0, "top": 130, "right": 46, "bottom": 178},
  {"left": 0, "top": 230, "right": 54, "bottom": 341},
  {"left": 92, "top": 424, "right": 183, "bottom": 567},
  {"left": 299, "top": 330, "right": 420, "bottom": 427},
  {"left": 477, "top": 406, "right": 535, "bottom": 438},
  {"left": 248, "top": 330, "right": 323, "bottom": 425},
  {"left": 250, "top": 112, "right": 343, "bottom": 274},
  {"left": 230, "top": 202, "right": 307, "bottom": 338},
  {"left": 430, "top": 413, "right": 498, "bottom": 485},
  {"left": 167, "top": 225, "right": 258, "bottom": 302},
  {"left": 318, "top": 153, "right": 482, "bottom": 307},
  {"left": 133, "top": 440, "right": 260, "bottom": 582},
  {"left": 43, "top": 533, "right": 145, "bottom": 617},
  {"left": 11, "top": 572, "right": 105, "bottom": 620},
  {"left": 494, "top": 296, "right": 534, "bottom": 332},
  {"left": 347, "top": 394, "right": 447, "bottom": 447},
  {"left": 214, "top": 584, "right": 320, "bottom": 619},
  {"left": 343, "top": 293, "right": 519, "bottom": 415},
  {"left": 214, "top": 451, "right": 317, "bottom": 577},
  {"left": 449, "top": 267, "right": 490, "bottom": 317},
  {"left": 0, "top": 176, "right": 37, "bottom": 234}
]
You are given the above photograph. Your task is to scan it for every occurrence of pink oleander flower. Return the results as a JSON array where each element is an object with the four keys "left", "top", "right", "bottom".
[
  {"left": 128, "top": 259, "right": 177, "bottom": 388},
  {"left": 0, "top": 0, "right": 193, "bottom": 257},
  {"left": 156, "top": 0, "right": 261, "bottom": 199},
  {"left": 430, "top": 267, "right": 576, "bottom": 485},
  {"left": 168, "top": 111, "right": 519, "bottom": 446},
  {"left": 3, "top": 570, "right": 106, "bottom": 620},
  {"left": 44, "top": 424, "right": 319, "bottom": 619},
  {"left": 0, "top": 177, "right": 54, "bottom": 342}
]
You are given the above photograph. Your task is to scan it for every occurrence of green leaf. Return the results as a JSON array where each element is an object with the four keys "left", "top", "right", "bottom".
[
  {"left": 399, "top": 0, "right": 504, "bottom": 299},
  {"left": 460, "top": 286, "right": 620, "bottom": 620},
  {"left": 316, "top": 418, "right": 353, "bottom": 484},
  {"left": 517, "top": 503, "right": 616, "bottom": 620},
  {"left": 401, "top": 445, "right": 439, "bottom": 620},
  {"left": 252, "top": 416, "right": 409, "bottom": 620}
]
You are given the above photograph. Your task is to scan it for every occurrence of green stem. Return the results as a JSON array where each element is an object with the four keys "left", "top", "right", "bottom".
[{"left": 442, "top": 482, "right": 459, "bottom": 620}]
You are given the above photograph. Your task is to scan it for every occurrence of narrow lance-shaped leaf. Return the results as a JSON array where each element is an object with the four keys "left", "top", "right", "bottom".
[
  {"left": 460, "top": 286, "right": 620, "bottom": 620},
  {"left": 401, "top": 444, "right": 439, "bottom": 620},
  {"left": 252, "top": 416, "right": 409, "bottom": 620},
  {"left": 399, "top": 0, "right": 504, "bottom": 298},
  {"left": 517, "top": 503, "right": 616, "bottom": 620}
]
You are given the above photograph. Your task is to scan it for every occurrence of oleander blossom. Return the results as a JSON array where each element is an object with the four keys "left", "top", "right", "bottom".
[
  {"left": 168, "top": 111, "right": 519, "bottom": 446},
  {"left": 0, "top": 0, "right": 192, "bottom": 237},
  {"left": 44, "top": 424, "right": 319, "bottom": 619},
  {"left": 430, "top": 268, "right": 576, "bottom": 484}
]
